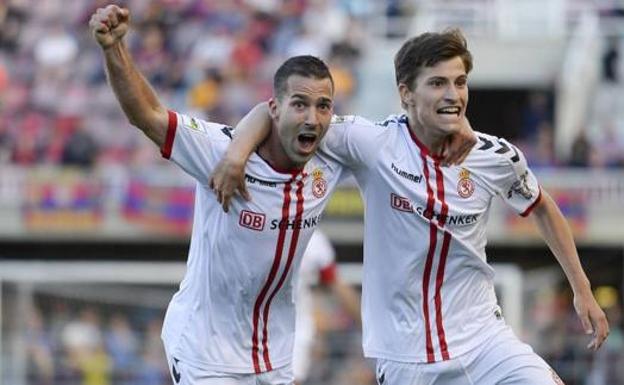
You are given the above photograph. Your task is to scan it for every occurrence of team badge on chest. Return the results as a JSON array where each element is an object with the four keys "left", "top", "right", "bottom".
[
  {"left": 311, "top": 168, "right": 327, "bottom": 198},
  {"left": 457, "top": 168, "right": 475, "bottom": 198}
]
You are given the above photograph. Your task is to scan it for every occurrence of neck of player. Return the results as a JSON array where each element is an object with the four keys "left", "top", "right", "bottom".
[
  {"left": 407, "top": 116, "right": 448, "bottom": 157},
  {"left": 258, "top": 132, "right": 303, "bottom": 172}
]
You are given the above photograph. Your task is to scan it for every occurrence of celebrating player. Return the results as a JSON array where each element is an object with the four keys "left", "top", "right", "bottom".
[
  {"left": 211, "top": 29, "right": 609, "bottom": 384},
  {"left": 90, "top": 5, "right": 348, "bottom": 384},
  {"left": 294, "top": 230, "right": 361, "bottom": 384}
]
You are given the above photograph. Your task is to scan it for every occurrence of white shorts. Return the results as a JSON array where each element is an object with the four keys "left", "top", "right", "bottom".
[
  {"left": 166, "top": 354, "right": 295, "bottom": 385},
  {"left": 375, "top": 327, "right": 565, "bottom": 385}
]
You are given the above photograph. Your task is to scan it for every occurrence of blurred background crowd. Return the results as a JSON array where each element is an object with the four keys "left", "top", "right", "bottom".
[{"left": 0, "top": 0, "right": 366, "bottom": 169}]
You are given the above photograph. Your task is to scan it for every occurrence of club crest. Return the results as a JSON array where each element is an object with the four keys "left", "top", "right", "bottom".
[
  {"left": 311, "top": 168, "right": 327, "bottom": 198},
  {"left": 457, "top": 168, "right": 475, "bottom": 198}
]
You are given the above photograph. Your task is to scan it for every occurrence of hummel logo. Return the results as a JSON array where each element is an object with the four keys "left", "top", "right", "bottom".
[{"left": 172, "top": 358, "right": 181, "bottom": 384}]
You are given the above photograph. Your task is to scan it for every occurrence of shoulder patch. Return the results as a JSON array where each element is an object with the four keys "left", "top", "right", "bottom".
[
  {"left": 180, "top": 115, "right": 209, "bottom": 134},
  {"left": 331, "top": 115, "right": 355, "bottom": 124}
]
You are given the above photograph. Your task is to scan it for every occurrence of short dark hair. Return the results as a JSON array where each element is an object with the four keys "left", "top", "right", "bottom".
[
  {"left": 394, "top": 29, "right": 473, "bottom": 89},
  {"left": 273, "top": 55, "right": 334, "bottom": 99}
]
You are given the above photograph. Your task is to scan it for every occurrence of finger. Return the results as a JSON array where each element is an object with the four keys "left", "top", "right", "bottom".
[
  {"left": 90, "top": 13, "right": 109, "bottom": 32},
  {"left": 580, "top": 314, "right": 594, "bottom": 335},
  {"left": 223, "top": 195, "right": 231, "bottom": 213},
  {"left": 108, "top": 10, "right": 119, "bottom": 29},
  {"left": 239, "top": 183, "right": 251, "bottom": 202},
  {"left": 117, "top": 7, "right": 130, "bottom": 21},
  {"left": 222, "top": 196, "right": 230, "bottom": 213}
]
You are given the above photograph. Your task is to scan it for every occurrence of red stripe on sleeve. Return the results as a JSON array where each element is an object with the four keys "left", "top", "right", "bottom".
[
  {"left": 520, "top": 187, "right": 542, "bottom": 217},
  {"left": 319, "top": 264, "right": 337, "bottom": 285},
  {"left": 160, "top": 110, "right": 177, "bottom": 159}
]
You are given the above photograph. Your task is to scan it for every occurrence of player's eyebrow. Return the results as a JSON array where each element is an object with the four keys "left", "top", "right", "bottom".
[{"left": 291, "top": 94, "right": 333, "bottom": 105}]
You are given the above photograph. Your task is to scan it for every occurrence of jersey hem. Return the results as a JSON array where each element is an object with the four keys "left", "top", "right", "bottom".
[
  {"left": 363, "top": 320, "right": 508, "bottom": 363},
  {"left": 170, "top": 349, "right": 292, "bottom": 374}
]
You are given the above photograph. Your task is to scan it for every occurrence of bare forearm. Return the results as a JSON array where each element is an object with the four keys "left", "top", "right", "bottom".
[
  {"left": 330, "top": 280, "right": 361, "bottom": 327},
  {"left": 533, "top": 191, "right": 591, "bottom": 294},
  {"left": 227, "top": 102, "right": 272, "bottom": 164},
  {"left": 103, "top": 41, "right": 167, "bottom": 146}
]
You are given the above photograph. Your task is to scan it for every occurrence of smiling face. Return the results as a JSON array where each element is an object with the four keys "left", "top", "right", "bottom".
[
  {"left": 400, "top": 56, "right": 468, "bottom": 138},
  {"left": 269, "top": 74, "right": 334, "bottom": 167}
]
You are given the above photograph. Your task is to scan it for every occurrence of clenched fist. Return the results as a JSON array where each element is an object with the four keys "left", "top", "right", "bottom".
[{"left": 89, "top": 5, "right": 130, "bottom": 49}]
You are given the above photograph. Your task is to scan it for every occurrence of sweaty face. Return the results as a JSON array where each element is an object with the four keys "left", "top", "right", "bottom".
[
  {"left": 271, "top": 75, "right": 334, "bottom": 166},
  {"left": 403, "top": 56, "right": 468, "bottom": 136}
]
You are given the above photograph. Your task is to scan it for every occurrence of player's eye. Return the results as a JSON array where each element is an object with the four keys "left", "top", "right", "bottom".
[
  {"left": 429, "top": 79, "right": 445, "bottom": 87},
  {"left": 318, "top": 103, "right": 332, "bottom": 112},
  {"left": 456, "top": 77, "right": 467, "bottom": 87},
  {"left": 292, "top": 101, "right": 305, "bottom": 109}
]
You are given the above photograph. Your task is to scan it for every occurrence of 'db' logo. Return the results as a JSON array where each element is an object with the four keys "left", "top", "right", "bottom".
[
  {"left": 239, "top": 210, "right": 265, "bottom": 231},
  {"left": 391, "top": 193, "right": 413, "bottom": 212}
]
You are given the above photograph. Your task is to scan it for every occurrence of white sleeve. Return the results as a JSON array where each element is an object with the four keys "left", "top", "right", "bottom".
[
  {"left": 476, "top": 135, "right": 541, "bottom": 216},
  {"left": 319, "top": 115, "right": 384, "bottom": 170},
  {"left": 160, "top": 110, "right": 232, "bottom": 185},
  {"left": 304, "top": 230, "right": 336, "bottom": 269}
]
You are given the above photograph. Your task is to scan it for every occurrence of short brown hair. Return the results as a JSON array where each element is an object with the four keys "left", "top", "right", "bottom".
[
  {"left": 274, "top": 55, "right": 334, "bottom": 99},
  {"left": 394, "top": 29, "right": 473, "bottom": 89}
]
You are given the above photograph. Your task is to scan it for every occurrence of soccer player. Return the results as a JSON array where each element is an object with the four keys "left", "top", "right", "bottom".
[
  {"left": 89, "top": 5, "right": 348, "bottom": 384},
  {"left": 211, "top": 29, "right": 609, "bottom": 384},
  {"left": 294, "top": 230, "right": 360, "bottom": 384}
]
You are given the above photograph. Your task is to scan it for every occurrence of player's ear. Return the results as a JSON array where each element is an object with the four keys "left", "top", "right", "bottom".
[
  {"left": 398, "top": 83, "right": 413, "bottom": 108},
  {"left": 268, "top": 97, "right": 279, "bottom": 120}
]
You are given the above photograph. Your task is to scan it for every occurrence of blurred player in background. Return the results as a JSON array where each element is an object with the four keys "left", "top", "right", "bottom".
[
  {"left": 211, "top": 29, "right": 609, "bottom": 384},
  {"left": 89, "top": 4, "right": 349, "bottom": 385},
  {"left": 294, "top": 229, "right": 360, "bottom": 384}
]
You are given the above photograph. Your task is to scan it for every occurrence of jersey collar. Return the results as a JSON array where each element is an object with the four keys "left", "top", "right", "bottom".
[{"left": 402, "top": 115, "right": 443, "bottom": 161}]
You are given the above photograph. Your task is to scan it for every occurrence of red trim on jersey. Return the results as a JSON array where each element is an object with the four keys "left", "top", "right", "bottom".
[
  {"left": 434, "top": 161, "right": 449, "bottom": 227},
  {"left": 407, "top": 122, "right": 443, "bottom": 160},
  {"left": 255, "top": 151, "right": 304, "bottom": 175},
  {"left": 319, "top": 263, "right": 337, "bottom": 284},
  {"left": 434, "top": 231, "right": 451, "bottom": 360},
  {"left": 422, "top": 222, "right": 438, "bottom": 363},
  {"left": 421, "top": 155, "right": 435, "bottom": 220},
  {"left": 251, "top": 180, "right": 293, "bottom": 373},
  {"left": 161, "top": 110, "right": 177, "bottom": 159},
  {"left": 520, "top": 186, "right": 542, "bottom": 217},
  {"left": 260, "top": 179, "right": 305, "bottom": 371},
  {"left": 421, "top": 154, "right": 437, "bottom": 362}
]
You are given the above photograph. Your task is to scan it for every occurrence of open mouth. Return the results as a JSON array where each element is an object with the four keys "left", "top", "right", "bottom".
[
  {"left": 436, "top": 106, "right": 461, "bottom": 116},
  {"left": 297, "top": 133, "right": 318, "bottom": 152}
]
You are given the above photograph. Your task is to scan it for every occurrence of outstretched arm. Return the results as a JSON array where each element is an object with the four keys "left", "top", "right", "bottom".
[
  {"left": 209, "top": 102, "right": 272, "bottom": 211},
  {"left": 89, "top": 5, "right": 168, "bottom": 147},
  {"left": 531, "top": 190, "right": 609, "bottom": 350}
]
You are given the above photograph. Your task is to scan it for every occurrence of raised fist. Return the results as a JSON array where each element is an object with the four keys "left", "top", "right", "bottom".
[{"left": 89, "top": 5, "right": 130, "bottom": 49}]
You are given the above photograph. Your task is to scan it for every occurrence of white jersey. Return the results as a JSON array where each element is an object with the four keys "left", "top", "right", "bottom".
[
  {"left": 160, "top": 111, "right": 347, "bottom": 374},
  {"left": 320, "top": 114, "right": 541, "bottom": 363}
]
